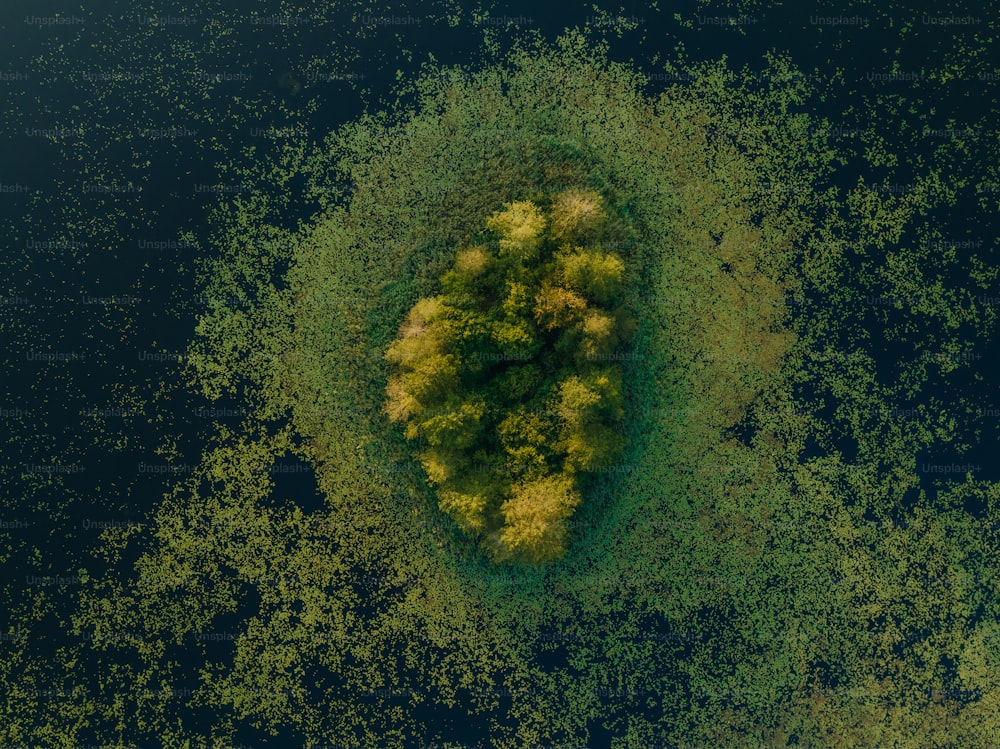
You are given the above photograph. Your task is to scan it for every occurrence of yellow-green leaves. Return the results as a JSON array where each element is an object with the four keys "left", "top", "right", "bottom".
[
  {"left": 554, "top": 374, "right": 603, "bottom": 425},
  {"left": 414, "top": 398, "right": 486, "bottom": 449},
  {"left": 553, "top": 369, "right": 624, "bottom": 473},
  {"left": 548, "top": 188, "right": 608, "bottom": 243},
  {"left": 497, "top": 474, "right": 582, "bottom": 564},
  {"left": 455, "top": 246, "right": 490, "bottom": 273},
  {"left": 533, "top": 283, "right": 588, "bottom": 331},
  {"left": 497, "top": 407, "right": 553, "bottom": 478},
  {"left": 486, "top": 200, "right": 547, "bottom": 261},
  {"left": 554, "top": 246, "right": 625, "bottom": 305},
  {"left": 438, "top": 485, "right": 491, "bottom": 533},
  {"left": 383, "top": 192, "right": 632, "bottom": 563},
  {"left": 489, "top": 319, "right": 539, "bottom": 358}
]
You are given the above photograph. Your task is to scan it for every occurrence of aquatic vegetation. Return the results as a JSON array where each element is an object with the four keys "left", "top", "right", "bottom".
[
  {"left": 170, "top": 32, "right": 1000, "bottom": 744},
  {"left": 3, "top": 8, "right": 1000, "bottom": 746}
]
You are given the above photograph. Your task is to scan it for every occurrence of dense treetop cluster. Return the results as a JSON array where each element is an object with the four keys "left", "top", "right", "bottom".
[{"left": 385, "top": 190, "right": 635, "bottom": 563}]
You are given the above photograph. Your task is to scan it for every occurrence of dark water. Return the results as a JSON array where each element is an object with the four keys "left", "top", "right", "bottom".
[{"left": 1, "top": 0, "right": 997, "bottom": 745}]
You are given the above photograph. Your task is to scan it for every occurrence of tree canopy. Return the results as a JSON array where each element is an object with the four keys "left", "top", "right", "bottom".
[{"left": 384, "top": 190, "right": 633, "bottom": 563}]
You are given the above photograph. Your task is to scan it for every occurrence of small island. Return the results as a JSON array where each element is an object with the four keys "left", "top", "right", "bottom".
[{"left": 384, "top": 190, "right": 634, "bottom": 563}]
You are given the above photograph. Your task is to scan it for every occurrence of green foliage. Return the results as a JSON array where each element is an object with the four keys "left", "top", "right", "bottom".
[
  {"left": 438, "top": 484, "right": 491, "bottom": 533},
  {"left": 485, "top": 200, "right": 548, "bottom": 261},
  {"left": 489, "top": 318, "right": 540, "bottom": 359},
  {"left": 385, "top": 194, "right": 633, "bottom": 563},
  {"left": 548, "top": 188, "right": 608, "bottom": 243},
  {"left": 24, "top": 25, "right": 1000, "bottom": 749},
  {"left": 412, "top": 397, "right": 486, "bottom": 449},
  {"left": 553, "top": 369, "right": 624, "bottom": 473},
  {"left": 490, "top": 363, "right": 543, "bottom": 401},
  {"left": 495, "top": 474, "right": 582, "bottom": 564},
  {"left": 399, "top": 353, "right": 461, "bottom": 405},
  {"left": 554, "top": 246, "right": 625, "bottom": 305},
  {"left": 533, "top": 282, "right": 588, "bottom": 331},
  {"left": 497, "top": 406, "right": 554, "bottom": 477}
]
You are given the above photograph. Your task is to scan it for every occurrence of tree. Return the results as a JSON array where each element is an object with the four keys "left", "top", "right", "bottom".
[
  {"left": 490, "top": 363, "right": 543, "bottom": 402},
  {"left": 497, "top": 407, "right": 554, "bottom": 478},
  {"left": 384, "top": 375, "right": 419, "bottom": 423},
  {"left": 533, "top": 282, "right": 588, "bottom": 332},
  {"left": 548, "top": 188, "right": 607, "bottom": 243},
  {"left": 555, "top": 246, "right": 625, "bottom": 305},
  {"left": 490, "top": 319, "right": 540, "bottom": 360},
  {"left": 440, "top": 246, "right": 494, "bottom": 299},
  {"left": 399, "top": 353, "right": 460, "bottom": 406},
  {"left": 437, "top": 472, "right": 498, "bottom": 533},
  {"left": 561, "top": 422, "right": 624, "bottom": 474},
  {"left": 411, "top": 396, "right": 486, "bottom": 449},
  {"left": 418, "top": 447, "right": 465, "bottom": 485},
  {"left": 486, "top": 200, "right": 547, "bottom": 261},
  {"left": 579, "top": 308, "right": 618, "bottom": 361},
  {"left": 554, "top": 374, "right": 603, "bottom": 428},
  {"left": 384, "top": 190, "right": 632, "bottom": 563},
  {"left": 496, "top": 474, "right": 582, "bottom": 564},
  {"left": 553, "top": 368, "right": 624, "bottom": 473},
  {"left": 384, "top": 296, "right": 447, "bottom": 368}
]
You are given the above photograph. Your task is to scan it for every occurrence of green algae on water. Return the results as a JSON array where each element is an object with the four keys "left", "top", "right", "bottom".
[{"left": 21, "top": 26, "right": 1000, "bottom": 749}]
